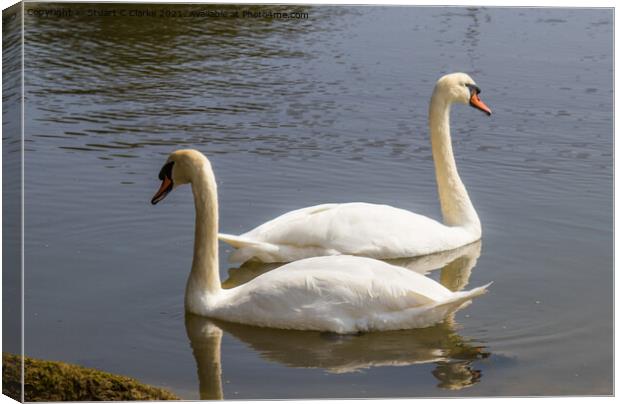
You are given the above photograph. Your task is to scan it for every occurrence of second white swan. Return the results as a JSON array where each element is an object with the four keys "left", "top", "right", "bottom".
[
  {"left": 151, "top": 149, "right": 490, "bottom": 333},
  {"left": 219, "top": 72, "right": 492, "bottom": 263}
]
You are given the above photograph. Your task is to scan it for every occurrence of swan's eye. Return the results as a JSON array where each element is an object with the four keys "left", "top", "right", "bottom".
[{"left": 158, "top": 161, "right": 174, "bottom": 180}]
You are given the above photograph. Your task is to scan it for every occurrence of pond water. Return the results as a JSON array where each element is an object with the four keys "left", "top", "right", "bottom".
[{"left": 6, "top": 4, "right": 613, "bottom": 398}]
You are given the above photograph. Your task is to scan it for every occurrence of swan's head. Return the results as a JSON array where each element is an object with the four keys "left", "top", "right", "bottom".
[
  {"left": 434, "top": 72, "right": 492, "bottom": 116},
  {"left": 151, "top": 149, "right": 211, "bottom": 205}
]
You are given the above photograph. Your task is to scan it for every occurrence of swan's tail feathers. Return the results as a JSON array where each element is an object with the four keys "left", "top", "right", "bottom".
[
  {"left": 218, "top": 233, "right": 262, "bottom": 249},
  {"left": 457, "top": 282, "right": 492, "bottom": 300},
  {"left": 218, "top": 233, "right": 279, "bottom": 263},
  {"left": 435, "top": 282, "right": 492, "bottom": 313}
]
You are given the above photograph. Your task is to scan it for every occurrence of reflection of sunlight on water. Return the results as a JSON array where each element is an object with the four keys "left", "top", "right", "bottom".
[
  {"left": 194, "top": 242, "right": 488, "bottom": 399},
  {"left": 25, "top": 4, "right": 347, "bottom": 161}
]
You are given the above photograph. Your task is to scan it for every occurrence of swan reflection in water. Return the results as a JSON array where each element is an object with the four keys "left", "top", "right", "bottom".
[{"left": 186, "top": 241, "right": 489, "bottom": 399}]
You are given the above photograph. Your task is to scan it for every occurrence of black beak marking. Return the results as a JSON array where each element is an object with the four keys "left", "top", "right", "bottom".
[
  {"left": 159, "top": 161, "right": 174, "bottom": 181},
  {"left": 466, "top": 83, "right": 481, "bottom": 96}
]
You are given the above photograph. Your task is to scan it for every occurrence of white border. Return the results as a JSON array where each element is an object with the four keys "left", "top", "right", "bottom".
[{"left": 0, "top": 2, "right": 615, "bottom": 404}]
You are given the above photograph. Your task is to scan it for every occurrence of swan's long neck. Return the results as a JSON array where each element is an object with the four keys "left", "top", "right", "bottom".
[
  {"left": 186, "top": 163, "right": 222, "bottom": 305},
  {"left": 429, "top": 93, "right": 480, "bottom": 234}
]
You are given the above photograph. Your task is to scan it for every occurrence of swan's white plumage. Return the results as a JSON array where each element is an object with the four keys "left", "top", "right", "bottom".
[
  {"left": 221, "top": 202, "right": 474, "bottom": 263},
  {"left": 219, "top": 72, "right": 490, "bottom": 263},
  {"left": 152, "top": 148, "right": 491, "bottom": 334},
  {"left": 193, "top": 255, "right": 490, "bottom": 333}
]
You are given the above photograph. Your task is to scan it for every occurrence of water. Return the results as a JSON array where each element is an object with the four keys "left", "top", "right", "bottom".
[{"left": 6, "top": 4, "right": 612, "bottom": 398}]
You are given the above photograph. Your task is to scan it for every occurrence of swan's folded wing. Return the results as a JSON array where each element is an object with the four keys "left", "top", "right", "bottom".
[
  {"left": 215, "top": 256, "right": 489, "bottom": 333},
  {"left": 241, "top": 203, "right": 340, "bottom": 240},
  {"left": 237, "top": 256, "right": 455, "bottom": 312},
  {"left": 239, "top": 203, "right": 455, "bottom": 259}
]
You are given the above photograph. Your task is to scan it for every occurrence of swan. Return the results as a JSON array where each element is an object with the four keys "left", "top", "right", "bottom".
[
  {"left": 219, "top": 72, "right": 492, "bottom": 263},
  {"left": 151, "top": 149, "right": 491, "bottom": 333},
  {"left": 186, "top": 247, "right": 487, "bottom": 398}
]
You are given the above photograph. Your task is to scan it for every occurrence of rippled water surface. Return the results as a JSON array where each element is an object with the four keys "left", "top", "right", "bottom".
[{"left": 7, "top": 4, "right": 613, "bottom": 398}]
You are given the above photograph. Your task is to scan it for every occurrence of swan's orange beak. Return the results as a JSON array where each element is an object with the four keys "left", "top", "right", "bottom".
[
  {"left": 151, "top": 176, "right": 173, "bottom": 205},
  {"left": 470, "top": 92, "right": 492, "bottom": 116}
]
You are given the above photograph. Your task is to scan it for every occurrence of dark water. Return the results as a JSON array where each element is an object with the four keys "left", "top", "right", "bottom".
[{"left": 10, "top": 4, "right": 613, "bottom": 398}]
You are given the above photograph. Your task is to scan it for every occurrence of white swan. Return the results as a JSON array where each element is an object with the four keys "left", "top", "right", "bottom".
[
  {"left": 219, "top": 72, "right": 492, "bottom": 263},
  {"left": 151, "top": 149, "right": 490, "bottom": 333}
]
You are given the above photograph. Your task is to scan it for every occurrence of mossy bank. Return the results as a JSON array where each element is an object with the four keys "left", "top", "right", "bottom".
[{"left": 2, "top": 353, "right": 178, "bottom": 401}]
